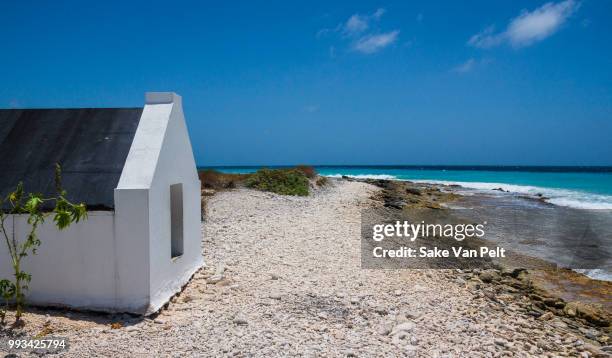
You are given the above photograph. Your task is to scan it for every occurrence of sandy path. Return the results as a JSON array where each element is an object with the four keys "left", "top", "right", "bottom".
[{"left": 4, "top": 180, "right": 598, "bottom": 357}]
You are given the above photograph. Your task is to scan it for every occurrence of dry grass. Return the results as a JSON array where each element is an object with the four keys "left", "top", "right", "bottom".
[
  {"left": 315, "top": 176, "right": 329, "bottom": 186},
  {"left": 295, "top": 165, "right": 317, "bottom": 179},
  {"left": 198, "top": 170, "right": 250, "bottom": 190}
]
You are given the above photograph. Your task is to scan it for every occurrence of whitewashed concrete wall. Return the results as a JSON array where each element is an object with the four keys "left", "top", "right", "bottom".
[
  {"left": 146, "top": 93, "right": 202, "bottom": 313},
  {"left": 113, "top": 93, "right": 175, "bottom": 313},
  {"left": 116, "top": 92, "right": 203, "bottom": 314},
  {"left": 0, "top": 212, "right": 117, "bottom": 311},
  {"left": 113, "top": 188, "right": 150, "bottom": 313}
]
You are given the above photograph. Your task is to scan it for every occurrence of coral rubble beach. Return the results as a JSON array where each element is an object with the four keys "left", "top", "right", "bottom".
[{"left": 1, "top": 177, "right": 611, "bottom": 357}]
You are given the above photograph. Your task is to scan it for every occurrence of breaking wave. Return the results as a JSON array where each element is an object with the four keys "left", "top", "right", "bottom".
[
  {"left": 325, "top": 174, "right": 398, "bottom": 180},
  {"left": 410, "top": 180, "right": 612, "bottom": 210}
]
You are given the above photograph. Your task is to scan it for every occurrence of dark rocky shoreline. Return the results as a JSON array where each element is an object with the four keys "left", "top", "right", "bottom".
[{"left": 346, "top": 176, "right": 612, "bottom": 354}]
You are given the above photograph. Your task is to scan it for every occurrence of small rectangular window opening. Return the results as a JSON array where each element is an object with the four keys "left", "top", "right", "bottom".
[{"left": 170, "top": 183, "right": 184, "bottom": 259}]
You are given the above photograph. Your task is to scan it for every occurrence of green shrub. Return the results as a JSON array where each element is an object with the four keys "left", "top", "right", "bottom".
[{"left": 245, "top": 168, "right": 309, "bottom": 196}]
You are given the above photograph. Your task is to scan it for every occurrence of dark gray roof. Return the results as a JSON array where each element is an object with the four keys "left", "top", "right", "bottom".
[{"left": 0, "top": 108, "right": 143, "bottom": 210}]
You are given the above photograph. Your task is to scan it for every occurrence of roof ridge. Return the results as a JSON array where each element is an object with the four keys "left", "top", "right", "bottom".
[{"left": 0, "top": 107, "right": 143, "bottom": 111}]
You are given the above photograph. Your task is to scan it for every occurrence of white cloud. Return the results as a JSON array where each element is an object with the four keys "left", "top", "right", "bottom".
[
  {"left": 468, "top": 26, "right": 504, "bottom": 48},
  {"left": 453, "top": 58, "right": 477, "bottom": 73},
  {"left": 507, "top": 0, "right": 578, "bottom": 46},
  {"left": 353, "top": 30, "right": 400, "bottom": 54},
  {"left": 342, "top": 8, "right": 386, "bottom": 36},
  {"left": 318, "top": 8, "right": 398, "bottom": 55},
  {"left": 345, "top": 14, "right": 369, "bottom": 35},
  {"left": 373, "top": 8, "right": 386, "bottom": 20},
  {"left": 468, "top": 0, "right": 579, "bottom": 48},
  {"left": 452, "top": 58, "right": 493, "bottom": 73}
]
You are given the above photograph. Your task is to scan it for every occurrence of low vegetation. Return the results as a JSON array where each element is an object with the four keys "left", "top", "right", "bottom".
[
  {"left": 198, "top": 166, "right": 327, "bottom": 198},
  {"left": 295, "top": 165, "right": 317, "bottom": 179},
  {"left": 244, "top": 168, "right": 309, "bottom": 196},
  {"left": 198, "top": 169, "right": 249, "bottom": 190},
  {"left": 315, "top": 176, "right": 329, "bottom": 187}
]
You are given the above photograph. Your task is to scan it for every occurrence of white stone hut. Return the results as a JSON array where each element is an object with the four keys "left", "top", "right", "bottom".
[{"left": 0, "top": 92, "right": 203, "bottom": 314}]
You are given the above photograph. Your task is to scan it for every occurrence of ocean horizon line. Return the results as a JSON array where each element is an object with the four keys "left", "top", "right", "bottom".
[{"left": 199, "top": 164, "right": 612, "bottom": 173}]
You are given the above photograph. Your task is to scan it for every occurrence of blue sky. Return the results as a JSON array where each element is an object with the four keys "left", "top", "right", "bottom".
[{"left": 1, "top": 0, "right": 611, "bottom": 166}]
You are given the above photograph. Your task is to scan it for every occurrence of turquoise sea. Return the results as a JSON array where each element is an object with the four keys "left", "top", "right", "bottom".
[{"left": 204, "top": 166, "right": 612, "bottom": 210}]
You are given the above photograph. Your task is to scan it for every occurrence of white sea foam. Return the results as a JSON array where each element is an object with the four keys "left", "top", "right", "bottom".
[
  {"left": 325, "top": 174, "right": 398, "bottom": 180},
  {"left": 409, "top": 180, "right": 612, "bottom": 210},
  {"left": 574, "top": 269, "right": 612, "bottom": 282},
  {"left": 325, "top": 175, "right": 612, "bottom": 209}
]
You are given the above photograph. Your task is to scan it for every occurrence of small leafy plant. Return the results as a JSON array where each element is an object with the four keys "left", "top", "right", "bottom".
[
  {"left": 0, "top": 164, "right": 86, "bottom": 322},
  {"left": 0, "top": 279, "right": 14, "bottom": 324}
]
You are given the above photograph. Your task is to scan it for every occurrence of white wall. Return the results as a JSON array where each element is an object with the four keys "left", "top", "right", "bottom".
[
  {"left": 113, "top": 93, "right": 175, "bottom": 312},
  {"left": 113, "top": 188, "right": 150, "bottom": 313},
  {"left": 146, "top": 93, "right": 203, "bottom": 313},
  {"left": 0, "top": 212, "right": 117, "bottom": 311},
  {"left": 115, "top": 92, "right": 203, "bottom": 314}
]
